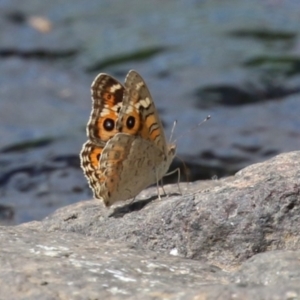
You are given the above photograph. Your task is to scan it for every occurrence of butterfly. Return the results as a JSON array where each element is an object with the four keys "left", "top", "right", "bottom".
[{"left": 80, "top": 70, "right": 176, "bottom": 207}]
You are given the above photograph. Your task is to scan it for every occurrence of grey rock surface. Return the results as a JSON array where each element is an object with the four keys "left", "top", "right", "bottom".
[
  {"left": 41, "top": 151, "right": 300, "bottom": 269},
  {"left": 0, "top": 225, "right": 228, "bottom": 299},
  {"left": 1, "top": 151, "right": 299, "bottom": 299},
  {"left": 1, "top": 224, "right": 300, "bottom": 299}
]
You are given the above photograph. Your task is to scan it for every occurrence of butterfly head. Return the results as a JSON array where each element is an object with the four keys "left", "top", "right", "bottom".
[{"left": 167, "top": 143, "right": 177, "bottom": 165}]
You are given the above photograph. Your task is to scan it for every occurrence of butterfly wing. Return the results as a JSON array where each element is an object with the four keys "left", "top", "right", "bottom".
[
  {"left": 81, "top": 133, "right": 169, "bottom": 206},
  {"left": 80, "top": 70, "right": 176, "bottom": 206},
  {"left": 117, "top": 70, "right": 169, "bottom": 155},
  {"left": 87, "top": 73, "right": 124, "bottom": 144}
]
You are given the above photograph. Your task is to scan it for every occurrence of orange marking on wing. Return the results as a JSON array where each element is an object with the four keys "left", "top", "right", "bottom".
[
  {"left": 103, "top": 91, "right": 116, "bottom": 106},
  {"left": 140, "top": 113, "right": 161, "bottom": 142},
  {"left": 89, "top": 146, "right": 103, "bottom": 168},
  {"left": 96, "top": 111, "right": 119, "bottom": 141},
  {"left": 121, "top": 110, "right": 141, "bottom": 135}
]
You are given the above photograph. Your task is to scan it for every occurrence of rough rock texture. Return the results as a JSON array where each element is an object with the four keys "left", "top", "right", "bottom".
[
  {"left": 1, "top": 151, "right": 300, "bottom": 299},
  {"left": 2, "top": 224, "right": 300, "bottom": 299},
  {"left": 41, "top": 151, "right": 300, "bottom": 269},
  {"left": 0, "top": 226, "right": 228, "bottom": 299}
]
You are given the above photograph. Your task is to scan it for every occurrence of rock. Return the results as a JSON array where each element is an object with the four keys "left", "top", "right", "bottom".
[
  {"left": 0, "top": 225, "right": 299, "bottom": 299},
  {"left": 235, "top": 250, "right": 300, "bottom": 287},
  {"left": 1, "top": 151, "right": 300, "bottom": 299},
  {"left": 41, "top": 151, "right": 300, "bottom": 269},
  {"left": 0, "top": 225, "right": 228, "bottom": 299}
]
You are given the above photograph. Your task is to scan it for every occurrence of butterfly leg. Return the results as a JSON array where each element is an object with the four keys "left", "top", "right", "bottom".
[
  {"left": 159, "top": 177, "right": 167, "bottom": 196},
  {"left": 155, "top": 169, "right": 162, "bottom": 200},
  {"left": 128, "top": 197, "right": 136, "bottom": 205},
  {"left": 163, "top": 168, "right": 182, "bottom": 195}
]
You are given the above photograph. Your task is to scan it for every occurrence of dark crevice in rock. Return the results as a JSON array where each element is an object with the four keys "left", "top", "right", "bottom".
[{"left": 64, "top": 214, "right": 78, "bottom": 221}]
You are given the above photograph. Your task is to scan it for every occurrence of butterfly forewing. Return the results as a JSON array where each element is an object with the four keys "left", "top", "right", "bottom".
[{"left": 88, "top": 74, "right": 124, "bottom": 144}]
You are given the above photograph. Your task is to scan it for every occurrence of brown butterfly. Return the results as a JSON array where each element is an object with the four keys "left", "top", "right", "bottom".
[{"left": 80, "top": 70, "right": 176, "bottom": 207}]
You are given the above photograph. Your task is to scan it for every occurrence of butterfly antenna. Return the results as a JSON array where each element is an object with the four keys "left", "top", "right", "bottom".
[
  {"left": 169, "top": 120, "right": 177, "bottom": 143},
  {"left": 174, "top": 115, "right": 211, "bottom": 143}
]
